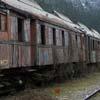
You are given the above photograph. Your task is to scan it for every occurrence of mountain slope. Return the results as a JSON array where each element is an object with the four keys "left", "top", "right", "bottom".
[{"left": 30, "top": 0, "right": 100, "bottom": 32}]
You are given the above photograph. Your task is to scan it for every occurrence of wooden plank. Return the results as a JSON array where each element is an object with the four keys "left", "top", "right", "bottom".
[{"left": 0, "top": 44, "right": 12, "bottom": 69}]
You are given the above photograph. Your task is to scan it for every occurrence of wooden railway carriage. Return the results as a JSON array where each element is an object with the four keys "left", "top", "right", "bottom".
[
  {"left": 91, "top": 29, "right": 100, "bottom": 63},
  {"left": 78, "top": 23, "right": 100, "bottom": 64},
  {"left": 0, "top": 0, "right": 100, "bottom": 79}
]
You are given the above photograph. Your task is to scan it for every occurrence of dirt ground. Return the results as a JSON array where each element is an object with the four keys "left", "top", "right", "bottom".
[
  {"left": 1, "top": 89, "right": 57, "bottom": 100},
  {"left": 1, "top": 72, "right": 100, "bottom": 100}
]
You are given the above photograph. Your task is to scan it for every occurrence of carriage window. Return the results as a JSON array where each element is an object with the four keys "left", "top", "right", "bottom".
[
  {"left": 76, "top": 35, "right": 77, "bottom": 41},
  {"left": 0, "top": 14, "right": 7, "bottom": 31},
  {"left": 53, "top": 28, "right": 56, "bottom": 45},
  {"left": 93, "top": 40, "right": 94, "bottom": 49},
  {"left": 88, "top": 37, "right": 90, "bottom": 47},
  {"left": 40, "top": 24, "right": 45, "bottom": 45},
  {"left": 62, "top": 30, "right": 65, "bottom": 46},
  {"left": 18, "top": 18, "right": 24, "bottom": 42}
]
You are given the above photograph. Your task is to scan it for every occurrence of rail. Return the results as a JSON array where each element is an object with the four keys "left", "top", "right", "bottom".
[{"left": 84, "top": 88, "right": 100, "bottom": 100}]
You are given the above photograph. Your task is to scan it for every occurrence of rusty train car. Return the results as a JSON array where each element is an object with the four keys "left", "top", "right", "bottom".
[{"left": 0, "top": 0, "right": 100, "bottom": 82}]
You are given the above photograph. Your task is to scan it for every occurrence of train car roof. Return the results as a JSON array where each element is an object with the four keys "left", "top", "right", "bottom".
[
  {"left": 78, "top": 22, "right": 94, "bottom": 37},
  {"left": 78, "top": 22, "right": 100, "bottom": 39},
  {"left": 1, "top": 0, "right": 82, "bottom": 33},
  {"left": 54, "top": 11, "right": 83, "bottom": 33},
  {"left": 54, "top": 11, "right": 73, "bottom": 23},
  {"left": 19, "top": 0, "right": 43, "bottom": 10},
  {"left": 91, "top": 29, "right": 100, "bottom": 39}
]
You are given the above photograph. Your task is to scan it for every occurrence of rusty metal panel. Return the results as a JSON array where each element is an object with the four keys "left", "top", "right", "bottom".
[
  {"left": 24, "top": 19, "right": 30, "bottom": 42},
  {"left": 10, "top": 16, "right": 18, "bottom": 40},
  {"left": 19, "top": 45, "right": 31, "bottom": 67},
  {"left": 37, "top": 47, "right": 53, "bottom": 65},
  {"left": 0, "top": 44, "right": 12, "bottom": 69}
]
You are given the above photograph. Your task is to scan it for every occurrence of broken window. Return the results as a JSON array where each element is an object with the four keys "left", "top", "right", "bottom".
[
  {"left": 18, "top": 18, "right": 24, "bottom": 42},
  {"left": 40, "top": 24, "right": 45, "bottom": 45},
  {"left": 0, "top": 14, "right": 7, "bottom": 31},
  {"left": 53, "top": 28, "right": 56, "bottom": 45}
]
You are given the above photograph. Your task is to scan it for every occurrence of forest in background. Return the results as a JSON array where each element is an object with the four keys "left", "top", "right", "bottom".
[{"left": 30, "top": 0, "right": 100, "bottom": 32}]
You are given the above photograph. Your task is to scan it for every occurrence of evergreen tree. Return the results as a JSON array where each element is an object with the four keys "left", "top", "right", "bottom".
[{"left": 30, "top": 0, "right": 100, "bottom": 32}]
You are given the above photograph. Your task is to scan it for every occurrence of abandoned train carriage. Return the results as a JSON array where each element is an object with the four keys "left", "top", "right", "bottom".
[{"left": 0, "top": 0, "right": 100, "bottom": 79}]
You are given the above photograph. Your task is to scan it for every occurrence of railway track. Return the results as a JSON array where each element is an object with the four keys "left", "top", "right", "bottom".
[
  {"left": 84, "top": 89, "right": 100, "bottom": 100},
  {"left": 0, "top": 71, "right": 52, "bottom": 97},
  {"left": 0, "top": 75, "right": 25, "bottom": 97}
]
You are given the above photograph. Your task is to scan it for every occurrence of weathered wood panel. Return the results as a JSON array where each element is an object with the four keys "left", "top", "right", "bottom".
[
  {"left": 37, "top": 23, "right": 42, "bottom": 44},
  {"left": 54, "top": 48, "right": 64, "bottom": 64},
  {"left": 10, "top": 16, "right": 18, "bottom": 40},
  {"left": 12, "top": 45, "right": 18, "bottom": 67},
  {"left": 90, "top": 51, "right": 96, "bottom": 63},
  {"left": 64, "top": 48, "right": 69, "bottom": 63},
  {"left": 48, "top": 27, "right": 53, "bottom": 45},
  {"left": 31, "top": 46, "right": 35, "bottom": 66},
  {"left": 0, "top": 44, "right": 12, "bottom": 69},
  {"left": 97, "top": 51, "right": 100, "bottom": 62},
  {"left": 56, "top": 29, "right": 62, "bottom": 46},
  {"left": 64, "top": 31, "right": 69, "bottom": 46},
  {"left": 71, "top": 33, "right": 79, "bottom": 62},
  {"left": 30, "top": 20, "right": 37, "bottom": 44},
  {"left": 37, "top": 47, "right": 53, "bottom": 65},
  {"left": 0, "top": 14, "right": 8, "bottom": 41},
  {"left": 19, "top": 45, "right": 31, "bottom": 67},
  {"left": 23, "top": 19, "right": 30, "bottom": 42}
]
